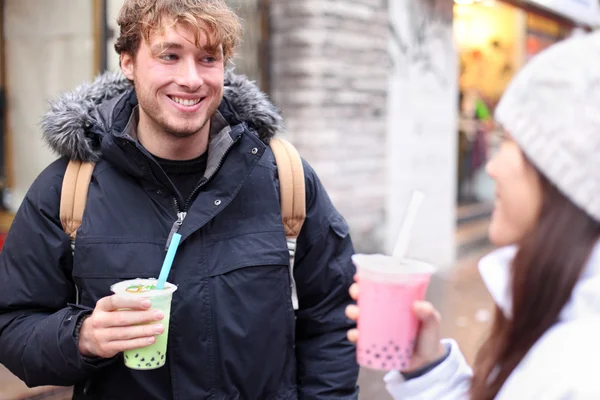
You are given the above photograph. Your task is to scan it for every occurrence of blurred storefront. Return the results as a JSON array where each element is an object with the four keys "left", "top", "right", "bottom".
[{"left": 454, "top": 0, "right": 597, "bottom": 206}]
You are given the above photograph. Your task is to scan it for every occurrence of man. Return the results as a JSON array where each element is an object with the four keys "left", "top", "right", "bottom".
[{"left": 0, "top": 1, "right": 359, "bottom": 399}]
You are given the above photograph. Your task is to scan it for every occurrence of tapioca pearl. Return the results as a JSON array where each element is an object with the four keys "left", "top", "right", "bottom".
[
  {"left": 151, "top": 357, "right": 155, "bottom": 362},
  {"left": 387, "top": 355, "right": 394, "bottom": 361},
  {"left": 156, "top": 362, "right": 160, "bottom": 366},
  {"left": 382, "top": 347, "right": 388, "bottom": 352},
  {"left": 374, "top": 353, "right": 381, "bottom": 359},
  {"left": 146, "top": 363, "right": 152, "bottom": 367},
  {"left": 137, "top": 364, "right": 141, "bottom": 368},
  {"left": 135, "top": 353, "right": 139, "bottom": 358},
  {"left": 395, "top": 345, "right": 401, "bottom": 352},
  {"left": 140, "top": 358, "right": 145, "bottom": 362},
  {"left": 125, "top": 355, "right": 129, "bottom": 360},
  {"left": 366, "top": 349, "right": 371, "bottom": 355},
  {"left": 161, "top": 355, "right": 165, "bottom": 360}
]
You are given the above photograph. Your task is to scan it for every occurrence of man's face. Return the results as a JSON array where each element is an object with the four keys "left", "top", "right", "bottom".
[{"left": 121, "top": 18, "right": 225, "bottom": 139}]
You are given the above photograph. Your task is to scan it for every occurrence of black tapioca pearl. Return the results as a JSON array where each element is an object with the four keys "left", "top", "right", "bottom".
[
  {"left": 140, "top": 358, "right": 145, "bottom": 362},
  {"left": 146, "top": 363, "right": 151, "bottom": 367},
  {"left": 157, "top": 351, "right": 161, "bottom": 355},
  {"left": 374, "top": 353, "right": 381, "bottom": 359},
  {"left": 366, "top": 349, "right": 371, "bottom": 355},
  {"left": 151, "top": 357, "right": 155, "bottom": 362},
  {"left": 395, "top": 346, "right": 401, "bottom": 352},
  {"left": 156, "top": 362, "right": 160, "bottom": 366},
  {"left": 135, "top": 354, "right": 139, "bottom": 358},
  {"left": 161, "top": 355, "right": 165, "bottom": 360},
  {"left": 387, "top": 355, "right": 394, "bottom": 360},
  {"left": 125, "top": 355, "right": 129, "bottom": 360},
  {"left": 382, "top": 347, "right": 388, "bottom": 352},
  {"left": 137, "top": 364, "right": 141, "bottom": 368}
]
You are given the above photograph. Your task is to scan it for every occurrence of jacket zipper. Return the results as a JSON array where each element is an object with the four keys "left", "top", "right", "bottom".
[{"left": 164, "top": 133, "right": 242, "bottom": 250}]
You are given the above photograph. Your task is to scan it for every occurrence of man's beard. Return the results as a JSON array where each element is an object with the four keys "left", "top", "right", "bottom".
[{"left": 150, "top": 95, "right": 222, "bottom": 139}]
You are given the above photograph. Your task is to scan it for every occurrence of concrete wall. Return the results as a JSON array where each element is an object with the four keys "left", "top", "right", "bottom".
[
  {"left": 386, "top": 0, "right": 458, "bottom": 270},
  {"left": 270, "top": 0, "right": 390, "bottom": 252},
  {"left": 4, "top": 0, "right": 95, "bottom": 210}
]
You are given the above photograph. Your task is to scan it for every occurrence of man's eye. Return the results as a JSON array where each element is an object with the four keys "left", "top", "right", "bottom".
[
  {"left": 201, "top": 56, "right": 217, "bottom": 63},
  {"left": 160, "top": 54, "right": 178, "bottom": 62}
]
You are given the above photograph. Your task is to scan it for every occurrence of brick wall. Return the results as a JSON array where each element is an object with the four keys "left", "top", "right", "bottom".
[{"left": 270, "top": 0, "right": 390, "bottom": 252}]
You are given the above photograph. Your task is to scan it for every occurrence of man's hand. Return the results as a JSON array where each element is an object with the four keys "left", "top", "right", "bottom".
[{"left": 78, "top": 295, "right": 165, "bottom": 358}]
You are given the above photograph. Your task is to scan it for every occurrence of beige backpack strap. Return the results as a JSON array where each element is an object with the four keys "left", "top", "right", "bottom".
[
  {"left": 270, "top": 137, "right": 306, "bottom": 239},
  {"left": 60, "top": 160, "right": 95, "bottom": 241}
]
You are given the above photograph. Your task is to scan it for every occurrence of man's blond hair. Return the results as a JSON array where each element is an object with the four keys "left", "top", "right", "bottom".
[{"left": 115, "top": 0, "right": 242, "bottom": 62}]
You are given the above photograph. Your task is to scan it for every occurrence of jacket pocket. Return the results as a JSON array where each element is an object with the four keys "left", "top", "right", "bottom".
[
  {"left": 71, "top": 238, "right": 165, "bottom": 307},
  {"left": 207, "top": 230, "right": 296, "bottom": 397}
]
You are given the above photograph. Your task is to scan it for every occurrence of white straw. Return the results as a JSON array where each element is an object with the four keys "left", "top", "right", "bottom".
[{"left": 392, "top": 190, "right": 425, "bottom": 259}]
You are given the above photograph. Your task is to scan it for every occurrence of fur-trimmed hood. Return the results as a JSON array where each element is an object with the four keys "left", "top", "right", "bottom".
[{"left": 40, "top": 69, "right": 284, "bottom": 162}]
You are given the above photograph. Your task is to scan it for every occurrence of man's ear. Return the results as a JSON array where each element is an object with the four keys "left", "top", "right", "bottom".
[{"left": 121, "top": 52, "right": 135, "bottom": 81}]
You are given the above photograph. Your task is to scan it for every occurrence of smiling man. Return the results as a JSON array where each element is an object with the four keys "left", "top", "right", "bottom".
[{"left": 0, "top": 1, "right": 359, "bottom": 399}]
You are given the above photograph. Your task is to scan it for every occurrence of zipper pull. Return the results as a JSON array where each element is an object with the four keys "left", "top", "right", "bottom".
[{"left": 165, "top": 211, "right": 187, "bottom": 251}]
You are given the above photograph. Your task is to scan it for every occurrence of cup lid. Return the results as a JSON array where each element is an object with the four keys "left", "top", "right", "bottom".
[
  {"left": 111, "top": 278, "right": 178, "bottom": 297},
  {"left": 352, "top": 254, "right": 436, "bottom": 276}
]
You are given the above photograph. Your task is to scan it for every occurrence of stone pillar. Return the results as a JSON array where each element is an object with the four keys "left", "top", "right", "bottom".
[
  {"left": 386, "top": 0, "right": 458, "bottom": 270},
  {"left": 270, "top": 0, "right": 390, "bottom": 252},
  {"left": 4, "top": 0, "right": 95, "bottom": 210}
]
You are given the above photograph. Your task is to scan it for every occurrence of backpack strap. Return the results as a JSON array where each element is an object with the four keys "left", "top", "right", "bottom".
[
  {"left": 269, "top": 137, "right": 306, "bottom": 311},
  {"left": 60, "top": 160, "right": 95, "bottom": 241},
  {"left": 269, "top": 137, "right": 306, "bottom": 239}
]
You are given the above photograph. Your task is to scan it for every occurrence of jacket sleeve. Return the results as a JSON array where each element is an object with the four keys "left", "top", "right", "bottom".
[
  {"left": 0, "top": 158, "right": 111, "bottom": 387},
  {"left": 293, "top": 161, "right": 359, "bottom": 400},
  {"left": 385, "top": 339, "right": 472, "bottom": 400}
]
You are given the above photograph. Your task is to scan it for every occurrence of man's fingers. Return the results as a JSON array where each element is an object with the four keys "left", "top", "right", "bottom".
[
  {"left": 97, "top": 294, "right": 152, "bottom": 312},
  {"left": 345, "top": 304, "right": 359, "bottom": 321},
  {"left": 101, "top": 323, "right": 165, "bottom": 342},
  {"left": 92, "top": 309, "right": 164, "bottom": 329},
  {"left": 347, "top": 329, "right": 359, "bottom": 343},
  {"left": 105, "top": 336, "right": 157, "bottom": 355},
  {"left": 349, "top": 283, "right": 359, "bottom": 301}
]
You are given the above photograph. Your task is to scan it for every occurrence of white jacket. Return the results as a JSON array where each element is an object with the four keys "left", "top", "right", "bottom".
[{"left": 386, "top": 242, "right": 600, "bottom": 400}]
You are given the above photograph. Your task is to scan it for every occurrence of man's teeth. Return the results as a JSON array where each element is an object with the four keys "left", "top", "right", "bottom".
[{"left": 171, "top": 97, "right": 202, "bottom": 106}]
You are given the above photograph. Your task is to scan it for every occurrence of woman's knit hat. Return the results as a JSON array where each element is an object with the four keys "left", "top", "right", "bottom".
[{"left": 495, "top": 31, "right": 600, "bottom": 222}]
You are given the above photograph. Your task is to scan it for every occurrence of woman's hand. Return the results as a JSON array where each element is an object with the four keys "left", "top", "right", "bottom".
[{"left": 345, "top": 281, "right": 446, "bottom": 373}]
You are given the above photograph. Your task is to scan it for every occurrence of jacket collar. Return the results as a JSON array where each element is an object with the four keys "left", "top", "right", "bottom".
[
  {"left": 479, "top": 240, "right": 600, "bottom": 321},
  {"left": 40, "top": 69, "right": 283, "bottom": 163}
]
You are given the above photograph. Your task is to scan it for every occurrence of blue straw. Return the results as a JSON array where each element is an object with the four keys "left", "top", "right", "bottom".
[{"left": 156, "top": 233, "right": 181, "bottom": 289}]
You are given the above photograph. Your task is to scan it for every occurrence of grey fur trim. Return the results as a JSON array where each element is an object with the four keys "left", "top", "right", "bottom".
[
  {"left": 41, "top": 69, "right": 283, "bottom": 161},
  {"left": 223, "top": 69, "right": 284, "bottom": 143}
]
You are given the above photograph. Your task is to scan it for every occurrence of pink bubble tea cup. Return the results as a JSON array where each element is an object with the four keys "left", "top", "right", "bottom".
[{"left": 352, "top": 254, "right": 435, "bottom": 371}]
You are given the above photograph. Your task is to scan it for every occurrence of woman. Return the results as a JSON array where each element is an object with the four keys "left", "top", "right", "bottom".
[{"left": 346, "top": 32, "right": 600, "bottom": 399}]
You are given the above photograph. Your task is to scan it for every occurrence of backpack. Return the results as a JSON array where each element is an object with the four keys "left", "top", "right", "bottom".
[{"left": 59, "top": 137, "right": 306, "bottom": 310}]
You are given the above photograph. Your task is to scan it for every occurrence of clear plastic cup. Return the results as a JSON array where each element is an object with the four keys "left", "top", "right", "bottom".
[
  {"left": 352, "top": 254, "right": 435, "bottom": 371},
  {"left": 110, "top": 278, "right": 177, "bottom": 370}
]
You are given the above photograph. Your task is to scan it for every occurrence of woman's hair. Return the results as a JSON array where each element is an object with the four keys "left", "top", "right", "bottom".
[{"left": 470, "top": 169, "right": 600, "bottom": 400}]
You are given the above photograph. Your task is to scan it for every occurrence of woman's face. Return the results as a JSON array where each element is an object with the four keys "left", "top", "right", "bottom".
[{"left": 486, "top": 132, "right": 543, "bottom": 246}]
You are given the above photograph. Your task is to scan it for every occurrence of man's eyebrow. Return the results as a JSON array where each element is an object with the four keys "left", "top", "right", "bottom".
[{"left": 150, "top": 42, "right": 184, "bottom": 53}]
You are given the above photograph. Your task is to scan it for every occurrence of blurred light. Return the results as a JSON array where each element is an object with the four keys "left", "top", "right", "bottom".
[{"left": 454, "top": 0, "right": 474, "bottom": 4}]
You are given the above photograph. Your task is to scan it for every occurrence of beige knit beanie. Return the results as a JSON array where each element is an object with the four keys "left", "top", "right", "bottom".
[{"left": 495, "top": 31, "right": 600, "bottom": 222}]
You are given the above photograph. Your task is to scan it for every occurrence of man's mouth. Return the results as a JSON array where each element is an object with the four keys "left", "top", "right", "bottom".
[{"left": 168, "top": 96, "right": 204, "bottom": 107}]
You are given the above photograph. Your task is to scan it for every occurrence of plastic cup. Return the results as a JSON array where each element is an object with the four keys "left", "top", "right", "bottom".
[
  {"left": 110, "top": 278, "right": 178, "bottom": 370},
  {"left": 352, "top": 254, "right": 435, "bottom": 371}
]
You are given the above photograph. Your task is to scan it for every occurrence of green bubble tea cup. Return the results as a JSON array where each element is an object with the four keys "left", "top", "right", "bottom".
[{"left": 110, "top": 278, "right": 177, "bottom": 370}]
